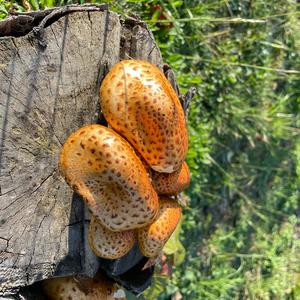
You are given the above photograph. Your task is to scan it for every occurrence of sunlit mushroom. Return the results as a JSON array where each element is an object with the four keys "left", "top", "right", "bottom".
[
  {"left": 138, "top": 197, "right": 182, "bottom": 257},
  {"left": 149, "top": 161, "right": 190, "bottom": 195},
  {"left": 42, "top": 275, "right": 126, "bottom": 300},
  {"left": 100, "top": 60, "right": 188, "bottom": 173},
  {"left": 88, "top": 215, "right": 135, "bottom": 259},
  {"left": 60, "top": 124, "right": 158, "bottom": 231}
]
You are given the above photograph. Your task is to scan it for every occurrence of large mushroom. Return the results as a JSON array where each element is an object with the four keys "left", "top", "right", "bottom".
[
  {"left": 60, "top": 124, "right": 158, "bottom": 231},
  {"left": 100, "top": 59, "right": 188, "bottom": 173},
  {"left": 42, "top": 274, "right": 126, "bottom": 300},
  {"left": 149, "top": 161, "right": 190, "bottom": 195},
  {"left": 88, "top": 215, "right": 135, "bottom": 259},
  {"left": 138, "top": 197, "right": 182, "bottom": 257}
]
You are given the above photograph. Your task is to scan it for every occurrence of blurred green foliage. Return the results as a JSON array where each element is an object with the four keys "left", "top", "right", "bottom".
[{"left": 1, "top": 0, "right": 300, "bottom": 299}]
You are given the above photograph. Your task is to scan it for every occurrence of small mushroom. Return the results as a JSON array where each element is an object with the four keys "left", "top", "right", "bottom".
[
  {"left": 100, "top": 60, "right": 188, "bottom": 173},
  {"left": 42, "top": 274, "right": 125, "bottom": 300},
  {"left": 137, "top": 197, "right": 182, "bottom": 257},
  {"left": 88, "top": 215, "right": 135, "bottom": 259},
  {"left": 60, "top": 124, "right": 158, "bottom": 231},
  {"left": 150, "top": 161, "right": 190, "bottom": 195}
]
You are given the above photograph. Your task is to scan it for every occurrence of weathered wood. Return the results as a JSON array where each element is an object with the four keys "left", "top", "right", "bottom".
[
  {"left": 0, "top": 4, "right": 109, "bottom": 38},
  {"left": 0, "top": 7, "right": 164, "bottom": 296}
]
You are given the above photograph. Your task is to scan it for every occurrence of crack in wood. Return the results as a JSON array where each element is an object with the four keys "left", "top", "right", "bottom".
[{"left": 29, "top": 170, "right": 56, "bottom": 196}]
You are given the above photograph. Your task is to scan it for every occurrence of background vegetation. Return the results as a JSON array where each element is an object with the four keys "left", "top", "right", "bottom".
[{"left": 1, "top": 0, "right": 300, "bottom": 299}]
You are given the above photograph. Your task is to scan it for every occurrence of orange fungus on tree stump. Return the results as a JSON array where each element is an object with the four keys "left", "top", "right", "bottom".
[
  {"left": 88, "top": 215, "right": 135, "bottom": 259},
  {"left": 100, "top": 60, "right": 188, "bottom": 173},
  {"left": 59, "top": 124, "right": 158, "bottom": 231},
  {"left": 42, "top": 275, "right": 125, "bottom": 300},
  {"left": 137, "top": 197, "right": 182, "bottom": 257},
  {"left": 150, "top": 161, "right": 190, "bottom": 195}
]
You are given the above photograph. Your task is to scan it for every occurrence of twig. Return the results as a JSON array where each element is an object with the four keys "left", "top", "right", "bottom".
[{"left": 0, "top": 4, "right": 108, "bottom": 39}]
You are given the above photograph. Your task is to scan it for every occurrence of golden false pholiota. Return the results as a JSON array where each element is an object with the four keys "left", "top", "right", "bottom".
[
  {"left": 149, "top": 161, "right": 190, "bottom": 195},
  {"left": 88, "top": 215, "right": 135, "bottom": 259},
  {"left": 137, "top": 197, "right": 182, "bottom": 257},
  {"left": 60, "top": 124, "right": 158, "bottom": 232},
  {"left": 100, "top": 59, "right": 188, "bottom": 174},
  {"left": 42, "top": 275, "right": 126, "bottom": 300},
  {"left": 59, "top": 60, "right": 190, "bottom": 265}
]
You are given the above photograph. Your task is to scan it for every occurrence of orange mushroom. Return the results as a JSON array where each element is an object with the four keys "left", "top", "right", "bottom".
[
  {"left": 42, "top": 274, "right": 126, "bottom": 300},
  {"left": 100, "top": 60, "right": 188, "bottom": 173},
  {"left": 88, "top": 215, "right": 135, "bottom": 259},
  {"left": 138, "top": 197, "right": 182, "bottom": 257},
  {"left": 150, "top": 161, "right": 190, "bottom": 195},
  {"left": 60, "top": 124, "right": 158, "bottom": 231}
]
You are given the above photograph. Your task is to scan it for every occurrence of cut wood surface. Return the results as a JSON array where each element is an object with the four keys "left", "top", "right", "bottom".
[{"left": 0, "top": 5, "right": 163, "bottom": 296}]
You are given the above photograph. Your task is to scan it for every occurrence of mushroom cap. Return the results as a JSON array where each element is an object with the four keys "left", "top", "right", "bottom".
[
  {"left": 88, "top": 215, "right": 135, "bottom": 259},
  {"left": 42, "top": 275, "right": 123, "bottom": 300},
  {"left": 60, "top": 124, "right": 158, "bottom": 231},
  {"left": 100, "top": 59, "right": 188, "bottom": 173},
  {"left": 150, "top": 161, "right": 190, "bottom": 195},
  {"left": 137, "top": 197, "right": 182, "bottom": 257}
]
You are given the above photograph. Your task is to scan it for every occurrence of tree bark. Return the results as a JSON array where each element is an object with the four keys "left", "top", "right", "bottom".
[{"left": 0, "top": 5, "right": 163, "bottom": 296}]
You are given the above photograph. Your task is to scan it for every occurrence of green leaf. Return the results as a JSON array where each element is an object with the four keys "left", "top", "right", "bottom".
[
  {"left": 143, "top": 275, "right": 169, "bottom": 300},
  {"left": 0, "top": 4, "right": 7, "bottom": 14},
  {"left": 44, "top": 0, "right": 54, "bottom": 8},
  {"left": 174, "top": 241, "right": 186, "bottom": 266},
  {"left": 29, "top": 0, "right": 39, "bottom": 10},
  {"left": 163, "top": 220, "right": 186, "bottom": 266}
]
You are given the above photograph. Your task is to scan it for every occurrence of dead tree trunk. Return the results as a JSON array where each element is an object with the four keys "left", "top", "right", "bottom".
[{"left": 0, "top": 5, "right": 163, "bottom": 297}]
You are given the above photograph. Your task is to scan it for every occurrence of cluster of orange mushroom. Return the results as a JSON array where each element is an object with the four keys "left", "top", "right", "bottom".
[
  {"left": 60, "top": 60, "right": 190, "bottom": 261},
  {"left": 43, "top": 274, "right": 126, "bottom": 300}
]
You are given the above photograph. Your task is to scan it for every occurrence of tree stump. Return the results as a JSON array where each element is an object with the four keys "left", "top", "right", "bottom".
[{"left": 0, "top": 5, "right": 163, "bottom": 297}]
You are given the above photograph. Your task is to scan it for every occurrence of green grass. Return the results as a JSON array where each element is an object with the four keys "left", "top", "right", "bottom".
[{"left": 1, "top": 1, "right": 300, "bottom": 299}]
